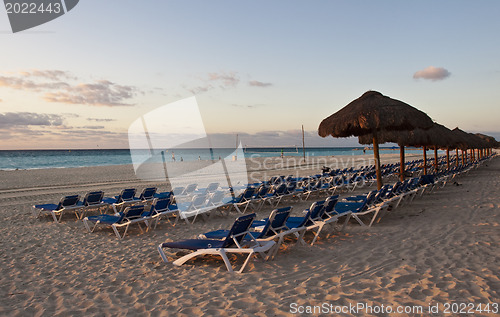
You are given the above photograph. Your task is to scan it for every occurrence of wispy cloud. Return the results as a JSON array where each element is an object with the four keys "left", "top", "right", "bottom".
[
  {"left": 0, "top": 75, "right": 70, "bottom": 91},
  {"left": 184, "top": 84, "right": 212, "bottom": 95},
  {"left": 413, "top": 66, "right": 451, "bottom": 81},
  {"left": 87, "top": 117, "right": 116, "bottom": 122},
  {"left": 249, "top": 80, "right": 273, "bottom": 87},
  {"left": 0, "top": 112, "right": 128, "bottom": 148},
  {"left": 19, "top": 69, "right": 75, "bottom": 80},
  {"left": 44, "top": 80, "right": 137, "bottom": 107},
  {"left": 182, "top": 72, "right": 273, "bottom": 95},
  {"left": 207, "top": 71, "right": 240, "bottom": 87},
  {"left": 0, "top": 112, "right": 64, "bottom": 127},
  {"left": 182, "top": 71, "right": 241, "bottom": 94},
  {"left": 82, "top": 125, "right": 105, "bottom": 129},
  {"left": 0, "top": 70, "right": 139, "bottom": 106}
]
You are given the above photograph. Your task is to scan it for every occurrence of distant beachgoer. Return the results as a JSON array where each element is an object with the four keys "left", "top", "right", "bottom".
[
  {"left": 180, "top": 157, "right": 183, "bottom": 162},
  {"left": 281, "top": 149, "right": 284, "bottom": 159},
  {"left": 363, "top": 149, "right": 366, "bottom": 154},
  {"left": 198, "top": 156, "right": 201, "bottom": 160},
  {"left": 172, "top": 151, "right": 176, "bottom": 162}
]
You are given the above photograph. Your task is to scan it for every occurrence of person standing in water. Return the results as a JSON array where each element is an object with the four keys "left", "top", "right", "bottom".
[{"left": 172, "top": 151, "right": 176, "bottom": 162}]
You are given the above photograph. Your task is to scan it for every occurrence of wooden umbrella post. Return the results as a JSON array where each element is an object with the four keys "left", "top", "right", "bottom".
[
  {"left": 434, "top": 146, "right": 438, "bottom": 172},
  {"left": 372, "top": 131, "right": 382, "bottom": 190},
  {"left": 399, "top": 145, "right": 405, "bottom": 182},
  {"left": 455, "top": 148, "right": 459, "bottom": 167},
  {"left": 461, "top": 149, "right": 465, "bottom": 165},
  {"left": 423, "top": 146, "right": 427, "bottom": 175},
  {"left": 446, "top": 148, "right": 450, "bottom": 170}
]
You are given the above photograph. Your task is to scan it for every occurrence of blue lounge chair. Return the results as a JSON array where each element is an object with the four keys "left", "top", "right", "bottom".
[
  {"left": 174, "top": 194, "right": 211, "bottom": 224},
  {"left": 157, "top": 213, "right": 276, "bottom": 273},
  {"left": 335, "top": 199, "right": 386, "bottom": 227},
  {"left": 201, "top": 207, "right": 292, "bottom": 241},
  {"left": 75, "top": 191, "right": 109, "bottom": 220},
  {"left": 138, "top": 187, "right": 158, "bottom": 201},
  {"left": 102, "top": 188, "right": 138, "bottom": 212},
  {"left": 197, "top": 190, "right": 232, "bottom": 218},
  {"left": 222, "top": 187, "right": 256, "bottom": 214},
  {"left": 83, "top": 205, "right": 152, "bottom": 239},
  {"left": 199, "top": 207, "right": 292, "bottom": 260},
  {"left": 320, "top": 195, "right": 352, "bottom": 237},
  {"left": 32, "top": 195, "right": 81, "bottom": 223},
  {"left": 150, "top": 197, "right": 180, "bottom": 228}
]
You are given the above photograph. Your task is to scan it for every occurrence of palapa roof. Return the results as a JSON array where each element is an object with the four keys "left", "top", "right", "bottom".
[
  {"left": 468, "top": 133, "right": 488, "bottom": 149},
  {"left": 451, "top": 128, "right": 476, "bottom": 150},
  {"left": 358, "top": 123, "right": 455, "bottom": 148},
  {"left": 318, "top": 91, "right": 434, "bottom": 138},
  {"left": 475, "top": 133, "right": 500, "bottom": 148}
]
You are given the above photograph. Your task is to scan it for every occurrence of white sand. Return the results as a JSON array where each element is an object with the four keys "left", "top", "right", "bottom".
[{"left": 0, "top": 153, "right": 499, "bottom": 316}]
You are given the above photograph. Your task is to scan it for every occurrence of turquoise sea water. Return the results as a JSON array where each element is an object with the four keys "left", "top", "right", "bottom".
[{"left": 0, "top": 147, "right": 425, "bottom": 170}]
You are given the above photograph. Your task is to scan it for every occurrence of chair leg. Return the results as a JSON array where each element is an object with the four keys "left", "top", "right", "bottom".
[
  {"left": 310, "top": 223, "right": 325, "bottom": 245},
  {"left": 158, "top": 244, "right": 169, "bottom": 262},
  {"left": 217, "top": 249, "right": 235, "bottom": 273},
  {"left": 83, "top": 218, "right": 91, "bottom": 232},
  {"left": 112, "top": 224, "right": 128, "bottom": 239},
  {"left": 51, "top": 211, "right": 62, "bottom": 223},
  {"left": 368, "top": 208, "right": 382, "bottom": 227},
  {"left": 351, "top": 213, "right": 366, "bottom": 226}
]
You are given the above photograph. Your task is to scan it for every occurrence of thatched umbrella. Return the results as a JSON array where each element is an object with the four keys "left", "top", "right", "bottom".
[
  {"left": 357, "top": 128, "right": 424, "bottom": 180},
  {"left": 451, "top": 128, "right": 473, "bottom": 165},
  {"left": 476, "top": 133, "right": 499, "bottom": 156},
  {"left": 428, "top": 124, "right": 456, "bottom": 171},
  {"left": 318, "top": 91, "right": 433, "bottom": 189},
  {"left": 358, "top": 123, "right": 453, "bottom": 178},
  {"left": 468, "top": 133, "right": 488, "bottom": 160}
]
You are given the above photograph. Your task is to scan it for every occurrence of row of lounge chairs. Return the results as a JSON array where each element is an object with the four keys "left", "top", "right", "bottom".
[
  {"left": 32, "top": 187, "right": 159, "bottom": 223},
  {"left": 158, "top": 195, "right": 354, "bottom": 273},
  {"left": 32, "top": 153, "right": 495, "bottom": 270},
  {"left": 156, "top": 153, "right": 495, "bottom": 272}
]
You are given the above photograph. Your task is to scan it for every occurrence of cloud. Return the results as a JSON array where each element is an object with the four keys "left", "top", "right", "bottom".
[
  {"left": 185, "top": 84, "right": 212, "bottom": 95},
  {"left": 183, "top": 71, "right": 241, "bottom": 94},
  {"left": 43, "top": 80, "right": 137, "bottom": 106},
  {"left": 19, "top": 69, "right": 74, "bottom": 80},
  {"left": 0, "top": 70, "right": 139, "bottom": 106},
  {"left": 249, "top": 80, "right": 273, "bottom": 87},
  {"left": 0, "top": 112, "right": 64, "bottom": 127},
  {"left": 0, "top": 75, "right": 70, "bottom": 91},
  {"left": 413, "top": 66, "right": 451, "bottom": 81},
  {"left": 82, "top": 125, "right": 105, "bottom": 129},
  {"left": 207, "top": 71, "right": 240, "bottom": 87},
  {"left": 87, "top": 118, "right": 116, "bottom": 122}
]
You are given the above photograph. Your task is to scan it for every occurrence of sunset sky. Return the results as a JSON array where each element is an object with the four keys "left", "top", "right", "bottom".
[{"left": 1, "top": 1, "right": 499, "bottom": 149}]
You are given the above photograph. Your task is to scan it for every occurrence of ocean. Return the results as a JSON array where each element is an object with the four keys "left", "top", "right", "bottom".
[{"left": 0, "top": 147, "right": 427, "bottom": 170}]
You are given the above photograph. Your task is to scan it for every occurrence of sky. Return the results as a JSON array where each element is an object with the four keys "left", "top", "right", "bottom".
[{"left": 0, "top": 1, "right": 499, "bottom": 150}]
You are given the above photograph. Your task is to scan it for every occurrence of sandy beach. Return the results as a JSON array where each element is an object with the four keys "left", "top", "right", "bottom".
[{"left": 0, "top": 153, "right": 499, "bottom": 316}]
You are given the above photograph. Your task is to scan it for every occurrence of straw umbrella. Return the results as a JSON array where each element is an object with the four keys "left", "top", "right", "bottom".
[
  {"left": 358, "top": 123, "right": 453, "bottom": 179},
  {"left": 475, "top": 133, "right": 499, "bottom": 156},
  {"left": 468, "top": 133, "right": 488, "bottom": 160},
  {"left": 318, "top": 91, "right": 433, "bottom": 189},
  {"left": 357, "top": 128, "right": 424, "bottom": 180},
  {"left": 428, "top": 124, "right": 456, "bottom": 171},
  {"left": 451, "top": 128, "right": 473, "bottom": 165}
]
